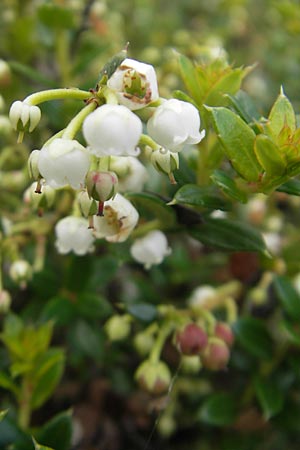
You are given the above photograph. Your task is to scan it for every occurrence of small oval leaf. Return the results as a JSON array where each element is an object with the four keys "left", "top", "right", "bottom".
[
  {"left": 254, "top": 135, "right": 286, "bottom": 176},
  {"left": 173, "top": 184, "right": 231, "bottom": 211},
  {"left": 233, "top": 317, "right": 273, "bottom": 360},
  {"left": 254, "top": 376, "right": 284, "bottom": 420}
]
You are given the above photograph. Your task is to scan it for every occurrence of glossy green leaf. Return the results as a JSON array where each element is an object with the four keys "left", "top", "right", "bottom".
[
  {"left": 273, "top": 275, "right": 300, "bottom": 320},
  {"left": 126, "top": 192, "right": 176, "bottom": 226},
  {"left": 190, "top": 218, "right": 268, "bottom": 254},
  {"left": 276, "top": 178, "right": 300, "bottom": 195},
  {"left": 127, "top": 304, "right": 157, "bottom": 322},
  {"left": 31, "top": 349, "right": 65, "bottom": 409},
  {"left": 171, "top": 184, "right": 231, "bottom": 211},
  {"left": 33, "top": 438, "right": 54, "bottom": 450},
  {"left": 226, "top": 90, "right": 261, "bottom": 123},
  {"left": 36, "top": 411, "right": 72, "bottom": 450},
  {"left": 254, "top": 134, "right": 286, "bottom": 176},
  {"left": 267, "top": 88, "right": 296, "bottom": 139},
  {"left": 254, "top": 376, "right": 284, "bottom": 420},
  {"left": 210, "top": 170, "right": 247, "bottom": 203},
  {"left": 198, "top": 393, "right": 237, "bottom": 426},
  {"left": 208, "top": 106, "right": 263, "bottom": 182},
  {"left": 233, "top": 317, "right": 273, "bottom": 359},
  {"left": 177, "top": 54, "right": 203, "bottom": 105}
]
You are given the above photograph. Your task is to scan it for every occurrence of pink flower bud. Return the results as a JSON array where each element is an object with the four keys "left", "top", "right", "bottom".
[
  {"left": 214, "top": 322, "right": 235, "bottom": 347},
  {"left": 201, "top": 338, "right": 230, "bottom": 371},
  {"left": 176, "top": 323, "right": 208, "bottom": 355},
  {"left": 86, "top": 170, "right": 118, "bottom": 203}
]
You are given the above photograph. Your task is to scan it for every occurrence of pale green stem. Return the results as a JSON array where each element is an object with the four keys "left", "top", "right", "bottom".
[
  {"left": 194, "top": 309, "right": 216, "bottom": 335},
  {"left": 149, "top": 321, "right": 174, "bottom": 364},
  {"left": 224, "top": 297, "right": 238, "bottom": 324},
  {"left": 101, "top": 86, "right": 119, "bottom": 105},
  {"left": 98, "top": 156, "right": 111, "bottom": 171},
  {"left": 138, "top": 133, "right": 160, "bottom": 150},
  {"left": 62, "top": 102, "right": 97, "bottom": 140},
  {"left": 24, "top": 88, "right": 92, "bottom": 106}
]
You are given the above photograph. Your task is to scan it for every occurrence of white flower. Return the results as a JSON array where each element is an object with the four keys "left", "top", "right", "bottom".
[
  {"left": 188, "top": 285, "right": 216, "bottom": 310},
  {"left": 82, "top": 104, "right": 142, "bottom": 157},
  {"left": 130, "top": 230, "right": 171, "bottom": 269},
  {"left": 9, "top": 260, "right": 32, "bottom": 285},
  {"left": 38, "top": 138, "right": 90, "bottom": 190},
  {"left": 55, "top": 216, "right": 95, "bottom": 255},
  {"left": 262, "top": 232, "right": 282, "bottom": 255},
  {"left": 107, "top": 58, "right": 159, "bottom": 110},
  {"left": 110, "top": 156, "right": 148, "bottom": 192},
  {"left": 93, "top": 193, "right": 139, "bottom": 242},
  {"left": 147, "top": 99, "right": 205, "bottom": 152},
  {"left": 9, "top": 100, "right": 41, "bottom": 132}
]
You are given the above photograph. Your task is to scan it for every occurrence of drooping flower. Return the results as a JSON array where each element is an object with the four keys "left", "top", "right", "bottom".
[
  {"left": 147, "top": 99, "right": 205, "bottom": 152},
  {"left": 82, "top": 104, "right": 142, "bottom": 157},
  {"left": 9, "top": 100, "right": 41, "bottom": 132},
  {"left": 38, "top": 138, "right": 90, "bottom": 190},
  {"left": 109, "top": 156, "right": 148, "bottom": 192},
  {"left": 55, "top": 216, "right": 95, "bottom": 255},
  {"left": 107, "top": 58, "right": 159, "bottom": 110},
  {"left": 130, "top": 230, "right": 171, "bottom": 269},
  {"left": 93, "top": 193, "right": 139, "bottom": 242}
]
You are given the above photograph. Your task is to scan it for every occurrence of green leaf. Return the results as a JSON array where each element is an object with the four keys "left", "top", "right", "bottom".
[
  {"left": 97, "top": 48, "right": 127, "bottom": 84},
  {"left": 267, "top": 88, "right": 296, "bottom": 139},
  {"left": 198, "top": 393, "right": 237, "bottom": 426},
  {"left": 37, "top": 4, "right": 75, "bottom": 29},
  {"left": 76, "top": 293, "right": 113, "bottom": 320},
  {"left": 190, "top": 218, "right": 268, "bottom": 254},
  {"left": 0, "top": 410, "right": 8, "bottom": 422},
  {"left": 276, "top": 178, "right": 300, "bottom": 196},
  {"left": 281, "top": 320, "right": 300, "bottom": 346},
  {"left": 36, "top": 411, "right": 72, "bottom": 450},
  {"left": 171, "top": 184, "right": 231, "bottom": 211},
  {"left": 33, "top": 438, "right": 54, "bottom": 450},
  {"left": 226, "top": 90, "right": 261, "bottom": 123},
  {"left": 273, "top": 275, "right": 300, "bottom": 320},
  {"left": 208, "top": 106, "right": 263, "bottom": 182},
  {"left": 210, "top": 170, "right": 247, "bottom": 203},
  {"left": 233, "top": 317, "right": 273, "bottom": 360},
  {"left": 177, "top": 54, "right": 203, "bottom": 105},
  {"left": 69, "top": 320, "right": 104, "bottom": 360},
  {"left": 31, "top": 349, "right": 65, "bottom": 410},
  {"left": 0, "top": 371, "right": 20, "bottom": 396},
  {"left": 41, "top": 296, "right": 76, "bottom": 326},
  {"left": 126, "top": 192, "right": 176, "bottom": 227},
  {"left": 127, "top": 304, "right": 157, "bottom": 322},
  {"left": 254, "top": 376, "right": 284, "bottom": 420},
  {"left": 254, "top": 135, "right": 286, "bottom": 176}
]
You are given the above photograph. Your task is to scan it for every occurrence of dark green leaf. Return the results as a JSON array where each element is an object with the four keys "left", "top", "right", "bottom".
[
  {"left": 273, "top": 275, "right": 300, "bottom": 320},
  {"left": 254, "top": 376, "right": 284, "bottom": 420},
  {"left": 208, "top": 106, "right": 263, "bottom": 182},
  {"left": 210, "top": 170, "right": 247, "bottom": 203},
  {"left": 190, "top": 218, "right": 268, "bottom": 254},
  {"left": 276, "top": 178, "right": 300, "bottom": 196},
  {"left": 97, "top": 48, "right": 128, "bottom": 84},
  {"left": 0, "top": 410, "right": 8, "bottom": 422},
  {"left": 198, "top": 393, "right": 237, "bottom": 426},
  {"left": 69, "top": 320, "right": 104, "bottom": 359},
  {"left": 226, "top": 90, "right": 261, "bottom": 123},
  {"left": 33, "top": 438, "right": 54, "bottom": 450},
  {"left": 36, "top": 411, "right": 72, "bottom": 450},
  {"left": 76, "top": 293, "right": 113, "bottom": 320},
  {"left": 281, "top": 320, "right": 300, "bottom": 346},
  {"left": 254, "top": 135, "right": 286, "bottom": 176},
  {"left": 171, "top": 184, "right": 231, "bottom": 211},
  {"left": 41, "top": 296, "right": 76, "bottom": 326},
  {"left": 233, "top": 317, "right": 273, "bottom": 359},
  {"left": 31, "top": 349, "right": 65, "bottom": 409},
  {"left": 127, "top": 304, "right": 157, "bottom": 322},
  {"left": 37, "top": 4, "right": 75, "bottom": 29},
  {"left": 126, "top": 192, "right": 176, "bottom": 227}
]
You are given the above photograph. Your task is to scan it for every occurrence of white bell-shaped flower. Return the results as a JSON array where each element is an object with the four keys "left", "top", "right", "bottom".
[
  {"left": 110, "top": 156, "right": 148, "bottom": 192},
  {"left": 130, "top": 230, "right": 171, "bottom": 269},
  {"left": 107, "top": 58, "right": 159, "bottom": 110},
  {"left": 93, "top": 193, "right": 139, "bottom": 242},
  {"left": 9, "top": 100, "right": 41, "bottom": 132},
  {"left": 55, "top": 216, "right": 95, "bottom": 255},
  {"left": 38, "top": 138, "right": 90, "bottom": 190},
  {"left": 83, "top": 104, "right": 142, "bottom": 157},
  {"left": 147, "top": 99, "right": 205, "bottom": 152}
]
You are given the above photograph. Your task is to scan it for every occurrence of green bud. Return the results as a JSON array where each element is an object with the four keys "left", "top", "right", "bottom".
[
  {"left": 0, "top": 290, "right": 12, "bottom": 314},
  {"left": 135, "top": 359, "right": 171, "bottom": 395},
  {"left": 28, "top": 150, "right": 41, "bottom": 180},
  {"left": 105, "top": 315, "right": 131, "bottom": 341},
  {"left": 86, "top": 170, "right": 118, "bottom": 202},
  {"left": 133, "top": 332, "right": 155, "bottom": 356},
  {"left": 9, "top": 260, "right": 32, "bottom": 288},
  {"left": 77, "top": 190, "right": 98, "bottom": 217},
  {"left": 150, "top": 148, "right": 179, "bottom": 175}
]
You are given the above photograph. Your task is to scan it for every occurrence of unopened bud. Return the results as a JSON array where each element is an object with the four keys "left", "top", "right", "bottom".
[
  {"left": 201, "top": 337, "right": 230, "bottom": 371},
  {"left": 104, "top": 314, "right": 131, "bottom": 341},
  {"left": 86, "top": 170, "right": 118, "bottom": 202},
  {"left": 9, "top": 260, "right": 32, "bottom": 288},
  {"left": 175, "top": 323, "right": 208, "bottom": 355},
  {"left": 9, "top": 101, "right": 41, "bottom": 133},
  {"left": 180, "top": 355, "right": 202, "bottom": 374},
  {"left": 214, "top": 322, "right": 235, "bottom": 347},
  {"left": 0, "top": 60, "right": 11, "bottom": 86},
  {"left": 150, "top": 148, "right": 179, "bottom": 175},
  {"left": 133, "top": 332, "right": 155, "bottom": 356},
  {"left": 77, "top": 190, "right": 98, "bottom": 218},
  {"left": 28, "top": 150, "right": 41, "bottom": 180},
  {"left": 135, "top": 359, "right": 171, "bottom": 395},
  {"left": 0, "top": 290, "right": 12, "bottom": 313}
]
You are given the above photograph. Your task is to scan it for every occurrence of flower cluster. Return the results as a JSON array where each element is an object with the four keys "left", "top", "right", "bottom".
[{"left": 10, "top": 55, "right": 205, "bottom": 262}]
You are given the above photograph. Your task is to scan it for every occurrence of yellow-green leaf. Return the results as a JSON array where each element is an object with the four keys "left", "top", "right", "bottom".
[{"left": 254, "top": 134, "right": 286, "bottom": 176}]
